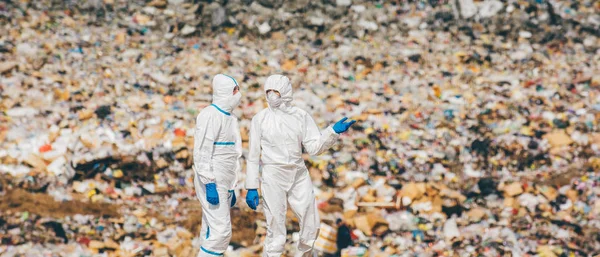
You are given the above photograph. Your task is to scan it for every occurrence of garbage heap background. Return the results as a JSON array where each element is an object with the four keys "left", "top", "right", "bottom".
[{"left": 1, "top": 0, "right": 600, "bottom": 256}]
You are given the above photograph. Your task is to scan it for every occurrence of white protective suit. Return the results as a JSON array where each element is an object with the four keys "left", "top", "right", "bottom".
[
  {"left": 246, "top": 75, "right": 340, "bottom": 257},
  {"left": 193, "top": 74, "right": 242, "bottom": 257}
]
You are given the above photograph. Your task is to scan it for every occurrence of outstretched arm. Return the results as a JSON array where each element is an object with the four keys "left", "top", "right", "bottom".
[{"left": 302, "top": 114, "right": 340, "bottom": 156}]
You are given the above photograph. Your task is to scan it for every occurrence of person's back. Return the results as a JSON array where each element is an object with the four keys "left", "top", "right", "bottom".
[{"left": 194, "top": 105, "right": 240, "bottom": 189}]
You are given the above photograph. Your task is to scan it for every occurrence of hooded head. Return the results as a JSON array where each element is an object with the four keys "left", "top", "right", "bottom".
[
  {"left": 264, "top": 74, "right": 293, "bottom": 111},
  {"left": 212, "top": 74, "right": 241, "bottom": 112}
]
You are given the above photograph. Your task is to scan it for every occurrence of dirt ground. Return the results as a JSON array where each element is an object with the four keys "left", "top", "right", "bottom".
[
  {"left": 175, "top": 199, "right": 261, "bottom": 246},
  {"left": 0, "top": 188, "right": 260, "bottom": 245},
  {"left": 0, "top": 189, "right": 120, "bottom": 218}
]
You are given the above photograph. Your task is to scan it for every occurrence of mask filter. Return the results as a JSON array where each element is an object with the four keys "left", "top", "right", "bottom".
[
  {"left": 228, "top": 92, "right": 242, "bottom": 109},
  {"left": 267, "top": 91, "right": 282, "bottom": 108}
]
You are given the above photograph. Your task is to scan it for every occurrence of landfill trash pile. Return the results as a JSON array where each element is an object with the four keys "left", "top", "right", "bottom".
[{"left": 1, "top": 0, "right": 600, "bottom": 256}]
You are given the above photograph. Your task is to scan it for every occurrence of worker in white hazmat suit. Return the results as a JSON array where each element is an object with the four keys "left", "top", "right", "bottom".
[
  {"left": 245, "top": 74, "right": 356, "bottom": 257},
  {"left": 193, "top": 74, "right": 243, "bottom": 257}
]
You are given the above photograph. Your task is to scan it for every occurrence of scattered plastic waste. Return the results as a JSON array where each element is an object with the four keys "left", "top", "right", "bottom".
[{"left": 0, "top": 0, "right": 599, "bottom": 256}]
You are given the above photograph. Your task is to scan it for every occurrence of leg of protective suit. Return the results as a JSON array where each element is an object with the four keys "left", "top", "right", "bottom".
[
  {"left": 261, "top": 175, "right": 289, "bottom": 257},
  {"left": 194, "top": 174, "right": 232, "bottom": 257},
  {"left": 288, "top": 170, "right": 320, "bottom": 257},
  {"left": 199, "top": 214, "right": 208, "bottom": 245}
]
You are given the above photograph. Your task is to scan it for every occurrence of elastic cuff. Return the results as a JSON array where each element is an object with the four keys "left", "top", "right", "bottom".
[
  {"left": 196, "top": 173, "right": 216, "bottom": 185},
  {"left": 201, "top": 246, "right": 224, "bottom": 256},
  {"left": 245, "top": 162, "right": 260, "bottom": 189},
  {"left": 328, "top": 126, "right": 340, "bottom": 135},
  {"left": 244, "top": 184, "right": 259, "bottom": 190}
]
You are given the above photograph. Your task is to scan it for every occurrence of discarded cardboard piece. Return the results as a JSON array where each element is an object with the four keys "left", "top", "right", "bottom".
[
  {"left": 503, "top": 182, "right": 524, "bottom": 197},
  {"left": 133, "top": 209, "right": 147, "bottom": 218},
  {"left": 467, "top": 208, "right": 486, "bottom": 220},
  {"left": 314, "top": 223, "right": 338, "bottom": 254},
  {"left": 24, "top": 154, "right": 47, "bottom": 170},
  {"left": 592, "top": 133, "right": 600, "bottom": 145},
  {"left": 353, "top": 215, "right": 371, "bottom": 235},
  {"left": 177, "top": 229, "right": 193, "bottom": 239},
  {"left": 504, "top": 197, "right": 520, "bottom": 209},
  {"left": 361, "top": 191, "right": 377, "bottom": 203},
  {"left": 565, "top": 189, "right": 578, "bottom": 202},
  {"left": 543, "top": 131, "right": 573, "bottom": 148},
  {"left": 104, "top": 239, "right": 119, "bottom": 249},
  {"left": 156, "top": 158, "right": 169, "bottom": 169},
  {"left": 154, "top": 247, "right": 169, "bottom": 256},
  {"left": 440, "top": 189, "right": 467, "bottom": 203},
  {"left": 88, "top": 240, "right": 105, "bottom": 249},
  {"left": 538, "top": 185, "right": 559, "bottom": 201},
  {"left": 353, "top": 213, "right": 389, "bottom": 236},
  {"left": 357, "top": 202, "right": 397, "bottom": 208},
  {"left": 431, "top": 196, "right": 443, "bottom": 214},
  {"left": 537, "top": 245, "right": 558, "bottom": 257},
  {"left": 344, "top": 210, "right": 357, "bottom": 227},
  {"left": 400, "top": 182, "right": 426, "bottom": 201},
  {"left": 352, "top": 178, "right": 366, "bottom": 189}
]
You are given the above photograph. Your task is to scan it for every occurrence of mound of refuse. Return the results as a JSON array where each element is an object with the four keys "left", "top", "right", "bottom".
[{"left": 1, "top": 0, "right": 600, "bottom": 256}]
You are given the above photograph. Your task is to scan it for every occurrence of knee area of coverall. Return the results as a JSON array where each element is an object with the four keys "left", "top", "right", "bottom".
[
  {"left": 209, "top": 232, "right": 232, "bottom": 250},
  {"left": 207, "top": 225, "right": 232, "bottom": 243}
]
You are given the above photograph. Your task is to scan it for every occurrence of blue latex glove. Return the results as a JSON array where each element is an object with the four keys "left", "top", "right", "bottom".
[
  {"left": 246, "top": 189, "right": 259, "bottom": 210},
  {"left": 206, "top": 183, "right": 219, "bottom": 205},
  {"left": 230, "top": 190, "right": 237, "bottom": 207},
  {"left": 333, "top": 117, "right": 356, "bottom": 134}
]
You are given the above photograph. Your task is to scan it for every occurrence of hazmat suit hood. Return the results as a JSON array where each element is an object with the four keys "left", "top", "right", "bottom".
[
  {"left": 264, "top": 74, "right": 293, "bottom": 112},
  {"left": 212, "top": 74, "right": 241, "bottom": 113}
]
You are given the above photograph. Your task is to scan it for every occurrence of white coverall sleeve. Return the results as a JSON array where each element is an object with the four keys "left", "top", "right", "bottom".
[
  {"left": 233, "top": 119, "right": 243, "bottom": 189},
  {"left": 302, "top": 113, "right": 340, "bottom": 156},
  {"left": 193, "top": 112, "right": 217, "bottom": 184},
  {"left": 245, "top": 115, "right": 261, "bottom": 189}
]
